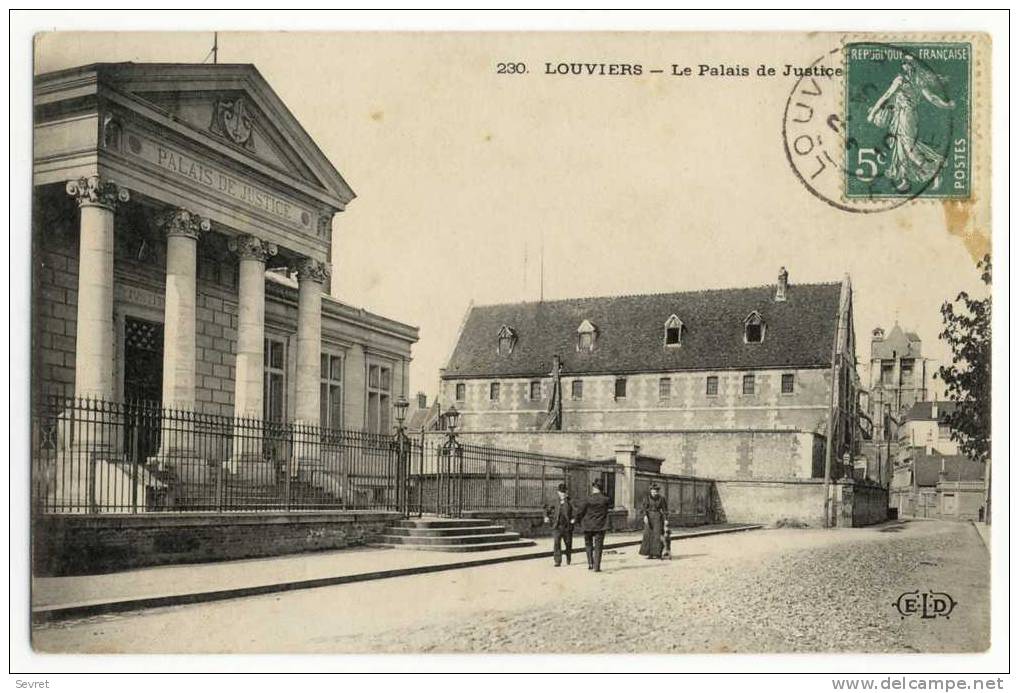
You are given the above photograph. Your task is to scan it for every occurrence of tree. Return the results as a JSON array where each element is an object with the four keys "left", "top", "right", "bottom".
[{"left": 937, "top": 254, "right": 991, "bottom": 463}]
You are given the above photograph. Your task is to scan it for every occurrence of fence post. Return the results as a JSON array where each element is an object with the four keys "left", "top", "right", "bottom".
[
  {"left": 130, "top": 404, "right": 140, "bottom": 514},
  {"left": 484, "top": 455, "right": 491, "bottom": 508},
  {"left": 514, "top": 461, "right": 520, "bottom": 509}
]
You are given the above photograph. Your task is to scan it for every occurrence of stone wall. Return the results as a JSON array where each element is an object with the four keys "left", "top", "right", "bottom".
[
  {"left": 33, "top": 511, "right": 400, "bottom": 576},
  {"left": 426, "top": 429, "right": 824, "bottom": 481},
  {"left": 441, "top": 367, "right": 832, "bottom": 434},
  {"left": 716, "top": 479, "right": 888, "bottom": 528}
]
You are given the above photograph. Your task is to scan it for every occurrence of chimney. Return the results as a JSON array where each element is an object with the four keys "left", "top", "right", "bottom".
[
  {"left": 872, "top": 327, "right": 885, "bottom": 341},
  {"left": 931, "top": 403, "right": 938, "bottom": 420},
  {"left": 775, "top": 266, "right": 789, "bottom": 302}
]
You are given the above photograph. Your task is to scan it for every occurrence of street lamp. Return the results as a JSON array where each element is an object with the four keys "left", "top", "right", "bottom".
[
  {"left": 393, "top": 394, "right": 410, "bottom": 515},
  {"left": 394, "top": 395, "right": 409, "bottom": 429},
  {"left": 444, "top": 404, "right": 461, "bottom": 434}
]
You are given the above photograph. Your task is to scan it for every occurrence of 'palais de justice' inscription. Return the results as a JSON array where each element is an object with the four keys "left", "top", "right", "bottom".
[{"left": 125, "top": 133, "right": 312, "bottom": 230}]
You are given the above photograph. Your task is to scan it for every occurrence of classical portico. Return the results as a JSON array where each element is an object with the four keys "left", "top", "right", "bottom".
[{"left": 34, "top": 63, "right": 364, "bottom": 468}]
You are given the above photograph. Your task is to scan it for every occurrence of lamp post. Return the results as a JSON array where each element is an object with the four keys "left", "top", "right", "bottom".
[
  {"left": 441, "top": 405, "right": 462, "bottom": 516},
  {"left": 394, "top": 395, "right": 409, "bottom": 514}
]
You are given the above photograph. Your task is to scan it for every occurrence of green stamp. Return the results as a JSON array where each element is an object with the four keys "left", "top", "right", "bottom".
[{"left": 845, "top": 42, "right": 971, "bottom": 199}]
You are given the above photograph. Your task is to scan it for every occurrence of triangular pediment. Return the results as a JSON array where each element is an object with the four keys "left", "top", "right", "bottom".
[{"left": 99, "top": 63, "right": 354, "bottom": 209}]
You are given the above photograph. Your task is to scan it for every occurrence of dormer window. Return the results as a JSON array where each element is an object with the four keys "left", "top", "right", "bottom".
[
  {"left": 744, "top": 311, "right": 765, "bottom": 344},
  {"left": 577, "top": 319, "right": 597, "bottom": 352},
  {"left": 497, "top": 325, "right": 517, "bottom": 356},
  {"left": 664, "top": 314, "right": 683, "bottom": 347}
]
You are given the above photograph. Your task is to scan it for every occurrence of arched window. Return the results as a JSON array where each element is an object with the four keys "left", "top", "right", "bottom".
[
  {"left": 744, "top": 311, "right": 765, "bottom": 344},
  {"left": 497, "top": 325, "right": 517, "bottom": 356},
  {"left": 664, "top": 314, "right": 683, "bottom": 347},
  {"left": 577, "top": 319, "right": 597, "bottom": 352}
]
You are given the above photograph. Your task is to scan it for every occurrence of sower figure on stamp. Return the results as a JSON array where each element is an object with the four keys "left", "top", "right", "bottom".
[
  {"left": 638, "top": 483, "right": 669, "bottom": 560},
  {"left": 544, "top": 482, "right": 574, "bottom": 567},
  {"left": 572, "top": 478, "right": 611, "bottom": 572}
]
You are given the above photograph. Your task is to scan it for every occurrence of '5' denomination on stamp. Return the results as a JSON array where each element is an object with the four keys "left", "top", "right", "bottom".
[{"left": 845, "top": 42, "right": 971, "bottom": 199}]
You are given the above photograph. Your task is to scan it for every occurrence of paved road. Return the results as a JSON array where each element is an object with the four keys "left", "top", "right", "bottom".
[{"left": 33, "top": 519, "right": 988, "bottom": 654}]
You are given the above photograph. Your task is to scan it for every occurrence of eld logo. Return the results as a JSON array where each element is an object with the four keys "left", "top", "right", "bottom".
[{"left": 894, "top": 590, "right": 957, "bottom": 620}]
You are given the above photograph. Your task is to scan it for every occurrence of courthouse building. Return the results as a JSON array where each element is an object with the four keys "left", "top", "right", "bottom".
[
  {"left": 437, "top": 269, "right": 863, "bottom": 492},
  {"left": 32, "top": 62, "right": 418, "bottom": 440}
]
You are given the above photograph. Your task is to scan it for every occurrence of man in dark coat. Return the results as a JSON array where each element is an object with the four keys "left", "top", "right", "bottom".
[
  {"left": 544, "top": 482, "right": 574, "bottom": 566},
  {"left": 572, "top": 478, "right": 611, "bottom": 572}
]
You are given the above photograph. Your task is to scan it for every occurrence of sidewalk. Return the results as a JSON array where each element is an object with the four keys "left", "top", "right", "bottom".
[{"left": 32, "top": 522, "right": 761, "bottom": 622}]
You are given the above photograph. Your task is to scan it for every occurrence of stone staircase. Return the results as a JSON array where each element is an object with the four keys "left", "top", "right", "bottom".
[{"left": 378, "top": 518, "right": 537, "bottom": 552}]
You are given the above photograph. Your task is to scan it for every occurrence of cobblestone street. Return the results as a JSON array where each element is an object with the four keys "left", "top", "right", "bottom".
[{"left": 33, "top": 520, "right": 989, "bottom": 654}]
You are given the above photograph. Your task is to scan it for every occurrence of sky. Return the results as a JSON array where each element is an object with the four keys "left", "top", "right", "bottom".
[{"left": 34, "top": 31, "right": 991, "bottom": 399}]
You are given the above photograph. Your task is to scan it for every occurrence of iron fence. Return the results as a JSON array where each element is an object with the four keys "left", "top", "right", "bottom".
[
  {"left": 31, "top": 397, "right": 410, "bottom": 514},
  {"left": 634, "top": 472, "right": 716, "bottom": 526},
  {"left": 407, "top": 436, "right": 595, "bottom": 517}
]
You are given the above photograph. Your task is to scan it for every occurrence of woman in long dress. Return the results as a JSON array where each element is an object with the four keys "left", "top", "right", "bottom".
[
  {"left": 638, "top": 484, "right": 669, "bottom": 559},
  {"left": 866, "top": 55, "right": 955, "bottom": 193}
]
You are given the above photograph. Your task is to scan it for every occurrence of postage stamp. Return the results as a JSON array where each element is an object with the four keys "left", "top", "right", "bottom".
[{"left": 844, "top": 42, "right": 972, "bottom": 199}]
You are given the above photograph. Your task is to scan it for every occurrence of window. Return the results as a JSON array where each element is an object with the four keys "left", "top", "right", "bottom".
[
  {"left": 744, "top": 311, "right": 765, "bottom": 343},
  {"left": 880, "top": 362, "right": 895, "bottom": 385},
  {"left": 577, "top": 319, "right": 597, "bottom": 352},
  {"left": 490, "top": 382, "right": 501, "bottom": 401},
  {"left": 455, "top": 383, "right": 466, "bottom": 401},
  {"left": 571, "top": 380, "right": 584, "bottom": 400},
  {"left": 320, "top": 353, "right": 344, "bottom": 430},
  {"left": 742, "top": 374, "right": 756, "bottom": 395},
  {"left": 263, "top": 337, "right": 286, "bottom": 422},
  {"left": 938, "top": 423, "right": 951, "bottom": 439},
  {"left": 659, "top": 377, "right": 671, "bottom": 399},
  {"left": 366, "top": 363, "right": 392, "bottom": 434},
  {"left": 529, "top": 380, "right": 542, "bottom": 400},
  {"left": 614, "top": 377, "right": 627, "bottom": 399},
  {"left": 664, "top": 314, "right": 683, "bottom": 346},
  {"left": 781, "top": 373, "right": 795, "bottom": 394},
  {"left": 497, "top": 325, "right": 516, "bottom": 356},
  {"left": 706, "top": 376, "right": 719, "bottom": 396},
  {"left": 900, "top": 359, "right": 915, "bottom": 385}
]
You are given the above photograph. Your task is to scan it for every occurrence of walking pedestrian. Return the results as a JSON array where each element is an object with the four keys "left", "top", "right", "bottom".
[
  {"left": 638, "top": 483, "right": 669, "bottom": 560},
  {"left": 573, "top": 478, "right": 611, "bottom": 572},
  {"left": 544, "top": 482, "right": 574, "bottom": 567}
]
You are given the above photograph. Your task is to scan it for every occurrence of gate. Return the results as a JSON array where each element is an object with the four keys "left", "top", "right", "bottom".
[{"left": 405, "top": 436, "right": 577, "bottom": 518}]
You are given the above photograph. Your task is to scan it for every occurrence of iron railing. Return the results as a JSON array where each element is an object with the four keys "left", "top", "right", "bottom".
[
  {"left": 407, "top": 436, "right": 597, "bottom": 517},
  {"left": 31, "top": 397, "right": 411, "bottom": 514},
  {"left": 634, "top": 472, "right": 716, "bottom": 526}
]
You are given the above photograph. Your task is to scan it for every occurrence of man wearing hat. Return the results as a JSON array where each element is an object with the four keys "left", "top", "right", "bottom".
[
  {"left": 572, "top": 478, "right": 612, "bottom": 572},
  {"left": 544, "top": 482, "right": 574, "bottom": 567}
]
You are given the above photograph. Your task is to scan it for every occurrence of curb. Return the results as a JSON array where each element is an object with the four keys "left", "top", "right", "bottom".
[
  {"left": 970, "top": 520, "right": 990, "bottom": 551},
  {"left": 32, "top": 524, "right": 761, "bottom": 623}
]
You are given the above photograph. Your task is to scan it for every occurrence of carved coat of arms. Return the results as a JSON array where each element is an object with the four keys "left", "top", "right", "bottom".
[{"left": 211, "top": 96, "right": 254, "bottom": 149}]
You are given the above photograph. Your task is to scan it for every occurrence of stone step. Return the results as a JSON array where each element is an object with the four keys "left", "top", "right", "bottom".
[
  {"left": 385, "top": 525, "right": 508, "bottom": 537},
  {"left": 379, "top": 539, "right": 538, "bottom": 553},
  {"left": 380, "top": 531, "right": 523, "bottom": 546},
  {"left": 395, "top": 519, "right": 491, "bottom": 529}
]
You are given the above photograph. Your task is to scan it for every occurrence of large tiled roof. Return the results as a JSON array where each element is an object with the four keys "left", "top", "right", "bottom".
[
  {"left": 442, "top": 282, "right": 843, "bottom": 379},
  {"left": 903, "top": 400, "right": 958, "bottom": 422},
  {"left": 913, "top": 453, "right": 985, "bottom": 486}
]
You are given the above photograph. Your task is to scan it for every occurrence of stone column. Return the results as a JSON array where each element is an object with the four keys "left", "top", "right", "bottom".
[
  {"left": 156, "top": 208, "right": 208, "bottom": 470},
  {"left": 63, "top": 176, "right": 128, "bottom": 493},
  {"left": 65, "top": 176, "right": 129, "bottom": 403},
  {"left": 293, "top": 258, "right": 330, "bottom": 470},
  {"left": 614, "top": 442, "right": 640, "bottom": 527},
  {"left": 228, "top": 234, "right": 276, "bottom": 473},
  {"left": 230, "top": 235, "right": 277, "bottom": 418}
]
